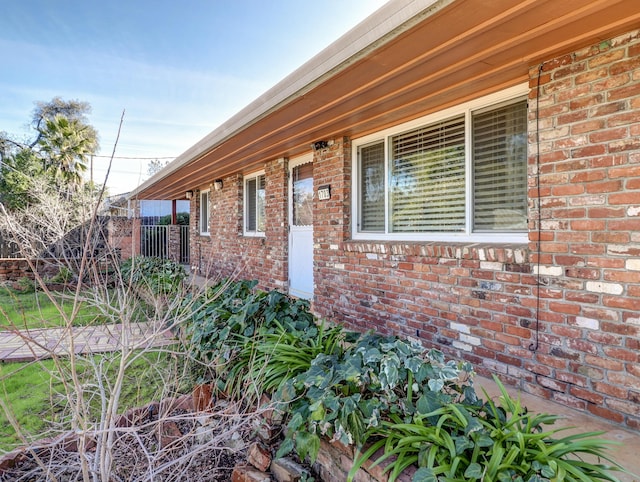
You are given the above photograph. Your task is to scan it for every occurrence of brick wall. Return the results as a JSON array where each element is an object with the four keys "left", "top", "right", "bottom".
[
  {"left": 187, "top": 29, "right": 639, "bottom": 428},
  {"left": 190, "top": 159, "right": 289, "bottom": 291},
  {"left": 312, "top": 30, "right": 640, "bottom": 428},
  {"left": 0, "top": 259, "right": 61, "bottom": 283},
  {"left": 107, "top": 217, "right": 135, "bottom": 260},
  {"left": 526, "top": 29, "right": 640, "bottom": 426}
]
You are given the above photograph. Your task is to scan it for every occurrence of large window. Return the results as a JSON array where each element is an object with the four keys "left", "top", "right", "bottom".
[
  {"left": 354, "top": 87, "right": 528, "bottom": 242},
  {"left": 244, "top": 172, "right": 266, "bottom": 236},
  {"left": 199, "top": 190, "right": 210, "bottom": 235}
]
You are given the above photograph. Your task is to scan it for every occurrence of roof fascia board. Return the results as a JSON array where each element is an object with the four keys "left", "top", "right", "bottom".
[{"left": 131, "top": 0, "right": 452, "bottom": 198}]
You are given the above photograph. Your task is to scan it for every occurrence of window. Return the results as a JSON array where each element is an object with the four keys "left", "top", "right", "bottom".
[
  {"left": 354, "top": 87, "right": 528, "bottom": 242},
  {"left": 199, "top": 190, "right": 210, "bottom": 235},
  {"left": 244, "top": 172, "right": 266, "bottom": 236},
  {"left": 292, "top": 163, "right": 313, "bottom": 226}
]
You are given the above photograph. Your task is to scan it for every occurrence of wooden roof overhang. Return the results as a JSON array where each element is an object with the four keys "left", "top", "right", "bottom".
[{"left": 132, "top": 0, "right": 640, "bottom": 200}]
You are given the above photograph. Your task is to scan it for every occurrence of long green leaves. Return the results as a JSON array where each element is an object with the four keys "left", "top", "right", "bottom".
[
  {"left": 183, "top": 281, "right": 627, "bottom": 482},
  {"left": 348, "top": 376, "right": 624, "bottom": 482},
  {"left": 237, "top": 319, "right": 344, "bottom": 394}
]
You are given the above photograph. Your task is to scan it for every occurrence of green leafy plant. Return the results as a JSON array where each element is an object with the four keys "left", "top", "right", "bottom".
[
  {"left": 181, "top": 278, "right": 627, "bottom": 482},
  {"left": 234, "top": 318, "right": 345, "bottom": 395},
  {"left": 348, "top": 376, "right": 624, "bottom": 482},
  {"left": 16, "top": 276, "right": 36, "bottom": 293},
  {"left": 48, "top": 265, "right": 74, "bottom": 284},
  {"left": 183, "top": 279, "right": 323, "bottom": 402},
  {"left": 276, "top": 333, "right": 475, "bottom": 464},
  {"left": 184, "top": 279, "right": 315, "bottom": 365},
  {"left": 120, "top": 256, "right": 186, "bottom": 294}
]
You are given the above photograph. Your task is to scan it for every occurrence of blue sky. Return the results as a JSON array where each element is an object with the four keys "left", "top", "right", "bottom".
[{"left": 0, "top": 0, "right": 387, "bottom": 195}]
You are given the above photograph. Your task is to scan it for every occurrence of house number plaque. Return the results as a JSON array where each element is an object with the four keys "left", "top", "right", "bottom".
[{"left": 317, "top": 185, "right": 331, "bottom": 200}]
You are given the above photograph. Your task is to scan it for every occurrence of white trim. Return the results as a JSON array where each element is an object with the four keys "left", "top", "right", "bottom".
[
  {"left": 351, "top": 84, "right": 529, "bottom": 244},
  {"left": 199, "top": 190, "right": 210, "bottom": 236},
  {"left": 289, "top": 152, "right": 313, "bottom": 170},
  {"left": 243, "top": 170, "right": 267, "bottom": 237},
  {"left": 288, "top": 153, "right": 315, "bottom": 299}
]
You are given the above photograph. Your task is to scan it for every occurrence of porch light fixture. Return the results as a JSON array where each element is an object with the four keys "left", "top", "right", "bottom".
[
  {"left": 185, "top": 190, "right": 193, "bottom": 199},
  {"left": 213, "top": 179, "right": 223, "bottom": 191},
  {"left": 312, "top": 140, "right": 328, "bottom": 151}
]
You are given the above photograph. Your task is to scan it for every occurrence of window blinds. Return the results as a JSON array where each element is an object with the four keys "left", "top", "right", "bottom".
[
  {"left": 200, "top": 191, "right": 209, "bottom": 233},
  {"left": 246, "top": 175, "right": 266, "bottom": 232},
  {"left": 472, "top": 100, "right": 528, "bottom": 231},
  {"left": 390, "top": 115, "right": 466, "bottom": 232},
  {"left": 359, "top": 142, "right": 385, "bottom": 231}
]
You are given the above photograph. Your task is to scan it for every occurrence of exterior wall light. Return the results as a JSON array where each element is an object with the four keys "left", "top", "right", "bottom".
[
  {"left": 185, "top": 190, "right": 193, "bottom": 199},
  {"left": 213, "top": 179, "right": 223, "bottom": 191},
  {"left": 312, "top": 140, "right": 329, "bottom": 150}
]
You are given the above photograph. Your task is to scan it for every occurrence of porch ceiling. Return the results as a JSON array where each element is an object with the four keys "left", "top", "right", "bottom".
[{"left": 133, "top": 0, "right": 640, "bottom": 200}]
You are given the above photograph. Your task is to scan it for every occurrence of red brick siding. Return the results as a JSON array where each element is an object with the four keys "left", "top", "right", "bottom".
[
  {"left": 106, "top": 216, "right": 136, "bottom": 260},
  {"left": 524, "top": 29, "right": 640, "bottom": 425},
  {"left": 316, "top": 29, "right": 640, "bottom": 428},
  {"left": 190, "top": 159, "right": 288, "bottom": 291},
  {"left": 187, "top": 29, "right": 640, "bottom": 428},
  {"left": 0, "top": 259, "right": 64, "bottom": 283}
]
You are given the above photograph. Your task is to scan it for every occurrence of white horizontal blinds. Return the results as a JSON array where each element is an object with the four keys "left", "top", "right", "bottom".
[
  {"left": 293, "top": 163, "right": 313, "bottom": 226},
  {"left": 246, "top": 175, "right": 266, "bottom": 232},
  {"left": 473, "top": 99, "right": 528, "bottom": 231},
  {"left": 200, "top": 191, "right": 209, "bottom": 233},
  {"left": 246, "top": 178, "right": 257, "bottom": 231},
  {"left": 256, "top": 175, "right": 266, "bottom": 232},
  {"left": 359, "top": 142, "right": 385, "bottom": 232},
  {"left": 390, "top": 115, "right": 466, "bottom": 232}
]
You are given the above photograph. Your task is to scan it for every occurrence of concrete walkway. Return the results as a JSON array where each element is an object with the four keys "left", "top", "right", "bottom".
[{"left": 0, "top": 322, "right": 175, "bottom": 363}]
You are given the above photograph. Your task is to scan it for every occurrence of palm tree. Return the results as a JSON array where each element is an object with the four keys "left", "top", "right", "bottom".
[{"left": 38, "top": 115, "right": 98, "bottom": 189}]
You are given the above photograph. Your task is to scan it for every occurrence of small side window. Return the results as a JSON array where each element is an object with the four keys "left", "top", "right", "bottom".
[
  {"left": 199, "top": 190, "right": 210, "bottom": 235},
  {"left": 244, "top": 173, "right": 265, "bottom": 236}
]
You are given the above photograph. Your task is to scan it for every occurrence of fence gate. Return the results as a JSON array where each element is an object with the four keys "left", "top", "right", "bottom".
[
  {"left": 179, "top": 225, "right": 189, "bottom": 264},
  {"left": 140, "top": 225, "right": 189, "bottom": 264},
  {"left": 140, "top": 226, "right": 168, "bottom": 259}
]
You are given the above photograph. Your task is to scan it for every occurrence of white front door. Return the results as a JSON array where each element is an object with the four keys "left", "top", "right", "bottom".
[{"left": 288, "top": 156, "right": 314, "bottom": 299}]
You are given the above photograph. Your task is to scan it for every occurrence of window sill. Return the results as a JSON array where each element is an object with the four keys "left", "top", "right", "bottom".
[
  {"left": 342, "top": 239, "right": 530, "bottom": 263},
  {"left": 351, "top": 232, "right": 528, "bottom": 244}
]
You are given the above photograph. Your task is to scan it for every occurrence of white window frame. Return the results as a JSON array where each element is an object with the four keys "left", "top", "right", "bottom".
[
  {"left": 351, "top": 84, "right": 529, "bottom": 244},
  {"left": 199, "top": 189, "right": 210, "bottom": 236},
  {"left": 244, "top": 170, "right": 266, "bottom": 237}
]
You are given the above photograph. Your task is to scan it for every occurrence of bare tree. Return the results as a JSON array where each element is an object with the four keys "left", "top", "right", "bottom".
[
  {"left": 146, "top": 159, "right": 171, "bottom": 178},
  {"left": 0, "top": 128, "right": 259, "bottom": 481}
]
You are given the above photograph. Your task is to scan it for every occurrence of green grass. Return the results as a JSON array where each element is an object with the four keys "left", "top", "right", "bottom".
[
  {"left": 0, "top": 286, "right": 107, "bottom": 331},
  {"left": 0, "top": 350, "right": 182, "bottom": 453},
  {"left": 0, "top": 360, "right": 57, "bottom": 450}
]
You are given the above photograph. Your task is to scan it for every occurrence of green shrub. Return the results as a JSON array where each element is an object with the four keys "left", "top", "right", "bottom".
[
  {"left": 235, "top": 318, "right": 345, "bottom": 395},
  {"left": 182, "top": 278, "right": 626, "bottom": 481},
  {"left": 48, "top": 265, "right": 73, "bottom": 284},
  {"left": 348, "top": 377, "right": 624, "bottom": 482},
  {"left": 276, "top": 333, "right": 476, "bottom": 464},
  {"left": 184, "top": 279, "right": 315, "bottom": 364},
  {"left": 16, "top": 276, "right": 36, "bottom": 293},
  {"left": 120, "top": 256, "right": 186, "bottom": 294}
]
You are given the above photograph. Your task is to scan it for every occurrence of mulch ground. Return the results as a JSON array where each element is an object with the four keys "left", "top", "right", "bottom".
[{"left": 0, "top": 404, "right": 253, "bottom": 481}]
